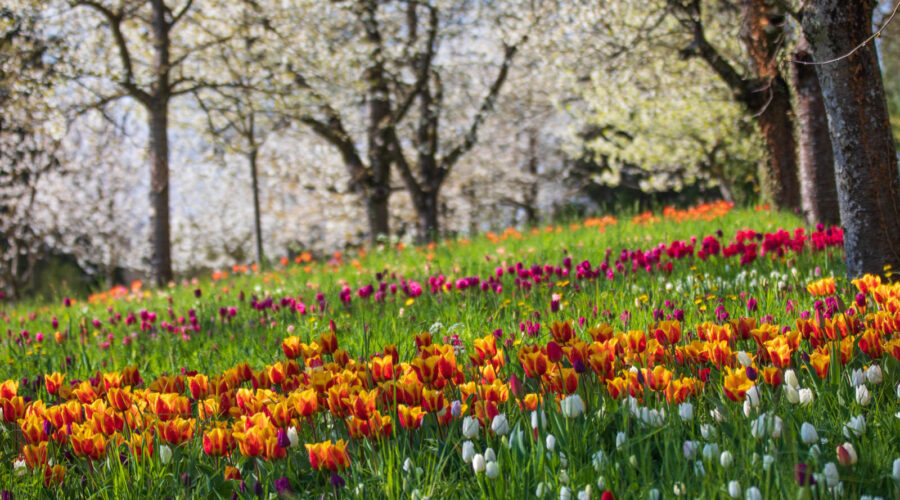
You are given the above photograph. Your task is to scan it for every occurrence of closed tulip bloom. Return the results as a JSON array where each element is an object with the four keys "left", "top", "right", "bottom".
[
  {"left": 744, "top": 486, "right": 762, "bottom": 500},
  {"left": 728, "top": 480, "right": 741, "bottom": 499},
  {"left": 472, "top": 453, "right": 486, "bottom": 473},
  {"left": 892, "top": 457, "right": 900, "bottom": 480},
  {"left": 784, "top": 385, "right": 800, "bottom": 404},
  {"left": 844, "top": 415, "right": 866, "bottom": 438},
  {"left": 823, "top": 462, "right": 840, "bottom": 487},
  {"left": 160, "top": 444, "right": 172, "bottom": 465},
  {"left": 683, "top": 440, "right": 699, "bottom": 459},
  {"left": 866, "top": 365, "right": 883, "bottom": 385},
  {"left": 798, "top": 388, "right": 813, "bottom": 406},
  {"left": 485, "top": 461, "right": 500, "bottom": 479},
  {"left": 491, "top": 414, "right": 510, "bottom": 435},
  {"left": 856, "top": 385, "right": 871, "bottom": 406},
  {"left": 546, "top": 434, "right": 556, "bottom": 451},
  {"left": 678, "top": 402, "right": 694, "bottom": 421},
  {"left": 461, "top": 441, "right": 475, "bottom": 463},
  {"left": 462, "top": 416, "right": 480, "bottom": 439},
  {"left": 837, "top": 442, "right": 858, "bottom": 466},
  {"left": 560, "top": 394, "right": 585, "bottom": 418},
  {"left": 801, "top": 422, "right": 819, "bottom": 444},
  {"left": 720, "top": 451, "right": 734, "bottom": 468},
  {"left": 784, "top": 369, "right": 799, "bottom": 390}
]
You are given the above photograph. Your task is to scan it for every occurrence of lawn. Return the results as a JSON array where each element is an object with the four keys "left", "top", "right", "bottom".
[{"left": 1, "top": 201, "right": 897, "bottom": 499}]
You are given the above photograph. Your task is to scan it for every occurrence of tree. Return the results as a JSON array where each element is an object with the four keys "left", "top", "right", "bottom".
[
  {"left": 800, "top": 0, "right": 900, "bottom": 277},
  {"left": 789, "top": 33, "right": 840, "bottom": 225},
  {"left": 59, "top": 0, "right": 233, "bottom": 285},
  {"left": 667, "top": 0, "right": 801, "bottom": 210},
  {"left": 389, "top": 1, "right": 529, "bottom": 242},
  {"left": 0, "top": 3, "right": 64, "bottom": 298}
]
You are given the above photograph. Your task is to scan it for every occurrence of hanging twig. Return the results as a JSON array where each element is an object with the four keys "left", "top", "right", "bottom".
[{"left": 788, "top": 0, "right": 900, "bottom": 66}]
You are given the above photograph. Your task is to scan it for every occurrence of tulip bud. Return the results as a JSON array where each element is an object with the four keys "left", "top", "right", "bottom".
[
  {"left": 545, "top": 434, "right": 556, "bottom": 451},
  {"left": 683, "top": 440, "right": 699, "bottom": 459},
  {"left": 560, "top": 394, "right": 585, "bottom": 418},
  {"left": 866, "top": 365, "right": 883, "bottom": 385},
  {"left": 798, "top": 388, "right": 813, "bottom": 406},
  {"left": 800, "top": 422, "right": 819, "bottom": 444},
  {"left": 491, "top": 415, "right": 510, "bottom": 435},
  {"left": 472, "top": 454, "right": 486, "bottom": 473},
  {"left": 823, "top": 462, "right": 839, "bottom": 487},
  {"left": 720, "top": 451, "right": 734, "bottom": 468},
  {"left": 727, "top": 480, "right": 741, "bottom": 499},
  {"left": 547, "top": 341, "right": 563, "bottom": 363},
  {"left": 855, "top": 385, "right": 871, "bottom": 406},
  {"left": 678, "top": 402, "right": 694, "bottom": 421},
  {"left": 160, "top": 445, "right": 172, "bottom": 465},
  {"left": 892, "top": 457, "right": 900, "bottom": 481},
  {"left": 744, "top": 486, "right": 762, "bottom": 500},
  {"left": 784, "top": 369, "right": 799, "bottom": 389},
  {"left": 485, "top": 461, "right": 500, "bottom": 479},
  {"left": 784, "top": 385, "right": 800, "bottom": 404},
  {"left": 461, "top": 441, "right": 475, "bottom": 463},
  {"left": 462, "top": 416, "right": 480, "bottom": 439},
  {"left": 837, "top": 442, "right": 858, "bottom": 466}
]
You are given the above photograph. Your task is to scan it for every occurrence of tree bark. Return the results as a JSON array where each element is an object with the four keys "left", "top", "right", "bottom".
[
  {"left": 790, "top": 34, "right": 840, "bottom": 226},
  {"left": 248, "top": 147, "right": 264, "bottom": 266},
  {"left": 802, "top": 0, "right": 900, "bottom": 277},
  {"left": 739, "top": 0, "right": 801, "bottom": 210},
  {"left": 147, "top": 101, "right": 172, "bottom": 286},
  {"left": 363, "top": 0, "right": 392, "bottom": 245}
]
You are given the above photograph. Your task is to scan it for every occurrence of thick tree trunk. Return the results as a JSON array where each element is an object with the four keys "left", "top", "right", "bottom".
[
  {"left": 802, "top": 0, "right": 900, "bottom": 277},
  {"left": 740, "top": 0, "right": 801, "bottom": 210},
  {"left": 415, "top": 188, "right": 440, "bottom": 244},
  {"left": 366, "top": 190, "right": 390, "bottom": 244},
  {"left": 147, "top": 103, "right": 172, "bottom": 286},
  {"left": 363, "top": 1, "right": 392, "bottom": 246},
  {"left": 248, "top": 147, "right": 264, "bottom": 266},
  {"left": 790, "top": 35, "right": 840, "bottom": 226}
]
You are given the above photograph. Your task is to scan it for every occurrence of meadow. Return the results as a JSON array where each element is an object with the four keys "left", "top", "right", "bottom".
[{"left": 1, "top": 201, "right": 898, "bottom": 499}]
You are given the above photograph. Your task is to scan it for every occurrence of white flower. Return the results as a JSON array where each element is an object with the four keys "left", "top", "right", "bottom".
[
  {"left": 728, "top": 480, "right": 741, "bottom": 498},
  {"left": 823, "top": 462, "right": 840, "bottom": 487},
  {"left": 472, "top": 453, "right": 486, "bottom": 473},
  {"left": 810, "top": 444, "right": 822, "bottom": 459},
  {"left": 683, "top": 440, "right": 700, "bottom": 459},
  {"left": 844, "top": 414, "right": 867, "bottom": 438},
  {"left": 762, "top": 454, "right": 775, "bottom": 471},
  {"left": 771, "top": 415, "right": 784, "bottom": 438},
  {"left": 597, "top": 476, "right": 607, "bottom": 490},
  {"left": 484, "top": 447, "right": 496, "bottom": 462},
  {"left": 856, "top": 385, "right": 871, "bottom": 406},
  {"left": 287, "top": 426, "right": 299, "bottom": 447},
  {"left": 744, "top": 486, "right": 762, "bottom": 500},
  {"left": 160, "top": 444, "right": 173, "bottom": 465},
  {"left": 545, "top": 434, "right": 556, "bottom": 451},
  {"left": 801, "top": 422, "right": 819, "bottom": 444},
  {"left": 866, "top": 365, "right": 883, "bottom": 385},
  {"left": 462, "top": 440, "right": 476, "bottom": 463},
  {"left": 784, "top": 385, "right": 800, "bottom": 404},
  {"left": 850, "top": 368, "right": 866, "bottom": 387},
  {"left": 648, "top": 488, "right": 660, "bottom": 500},
  {"left": 560, "top": 394, "right": 585, "bottom": 418},
  {"left": 531, "top": 410, "right": 547, "bottom": 430},
  {"left": 536, "top": 483, "right": 548, "bottom": 497},
  {"left": 837, "top": 442, "right": 858, "bottom": 465},
  {"left": 745, "top": 385, "right": 760, "bottom": 408},
  {"left": 720, "top": 450, "right": 734, "bottom": 468},
  {"left": 577, "top": 486, "right": 592, "bottom": 500},
  {"left": 560, "top": 487, "right": 572, "bottom": 500},
  {"left": 893, "top": 457, "right": 900, "bottom": 480},
  {"left": 694, "top": 460, "right": 706, "bottom": 476},
  {"left": 592, "top": 450, "right": 608, "bottom": 470},
  {"left": 615, "top": 432, "right": 626, "bottom": 450},
  {"left": 702, "top": 443, "right": 720, "bottom": 461},
  {"left": 736, "top": 351, "right": 752, "bottom": 368},
  {"left": 462, "top": 416, "right": 480, "bottom": 439},
  {"left": 403, "top": 458, "right": 414, "bottom": 473},
  {"left": 485, "top": 461, "right": 500, "bottom": 479},
  {"left": 798, "top": 388, "right": 814, "bottom": 406},
  {"left": 784, "top": 369, "right": 799, "bottom": 389},
  {"left": 678, "top": 402, "right": 694, "bottom": 421},
  {"left": 673, "top": 482, "right": 685, "bottom": 496},
  {"left": 491, "top": 414, "right": 510, "bottom": 435},
  {"left": 700, "top": 424, "right": 716, "bottom": 440},
  {"left": 560, "top": 469, "right": 570, "bottom": 483},
  {"left": 710, "top": 407, "right": 727, "bottom": 422},
  {"left": 13, "top": 458, "right": 26, "bottom": 476}
]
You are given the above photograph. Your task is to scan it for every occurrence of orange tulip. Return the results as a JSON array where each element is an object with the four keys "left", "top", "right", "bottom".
[
  {"left": 42, "top": 464, "right": 65, "bottom": 487},
  {"left": 44, "top": 373, "right": 65, "bottom": 396},
  {"left": 0, "top": 396, "right": 24, "bottom": 422},
  {"left": 157, "top": 417, "right": 195, "bottom": 445},
  {"left": 0, "top": 380, "right": 18, "bottom": 399},
  {"left": 106, "top": 386, "right": 133, "bottom": 411},
  {"left": 306, "top": 440, "right": 350, "bottom": 471},
  {"left": 398, "top": 404, "right": 426, "bottom": 430},
  {"left": 70, "top": 424, "right": 108, "bottom": 460},
  {"left": 19, "top": 414, "right": 47, "bottom": 443},
  {"left": 723, "top": 366, "right": 753, "bottom": 402},
  {"left": 810, "top": 347, "right": 831, "bottom": 379},
  {"left": 203, "top": 427, "right": 236, "bottom": 457},
  {"left": 319, "top": 332, "right": 338, "bottom": 355},
  {"left": 23, "top": 442, "right": 48, "bottom": 469},
  {"left": 282, "top": 336, "right": 304, "bottom": 359},
  {"left": 188, "top": 374, "right": 209, "bottom": 399}
]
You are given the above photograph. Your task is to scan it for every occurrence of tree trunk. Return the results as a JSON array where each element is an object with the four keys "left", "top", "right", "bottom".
[
  {"left": 147, "top": 103, "right": 172, "bottom": 286},
  {"left": 740, "top": 0, "right": 801, "bottom": 210},
  {"left": 363, "top": 1, "right": 392, "bottom": 246},
  {"left": 790, "top": 35, "right": 840, "bottom": 226},
  {"left": 802, "top": 0, "right": 900, "bottom": 277},
  {"left": 415, "top": 188, "right": 440, "bottom": 244},
  {"left": 248, "top": 147, "right": 264, "bottom": 266},
  {"left": 751, "top": 78, "right": 801, "bottom": 210},
  {"left": 366, "top": 190, "right": 390, "bottom": 245}
]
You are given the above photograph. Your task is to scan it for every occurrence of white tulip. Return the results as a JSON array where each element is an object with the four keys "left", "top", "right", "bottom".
[
  {"left": 798, "top": 388, "right": 814, "bottom": 406},
  {"left": 615, "top": 431, "right": 626, "bottom": 450},
  {"left": 850, "top": 368, "right": 866, "bottom": 387},
  {"left": 462, "top": 440, "right": 476, "bottom": 463},
  {"left": 762, "top": 454, "right": 775, "bottom": 471},
  {"left": 648, "top": 488, "right": 660, "bottom": 500},
  {"left": 720, "top": 450, "right": 734, "bottom": 468},
  {"left": 700, "top": 424, "right": 716, "bottom": 440},
  {"left": 484, "top": 447, "right": 496, "bottom": 462},
  {"left": 531, "top": 410, "right": 547, "bottom": 430},
  {"left": 745, "top": 385, "right": 760, "bottom": 408},
  {"left": 892, "top": 457, "right": 900, "bottom": 480},
  {"left": 728, "top": 480, "right": 741, "bottom": 499},
  {"left": 287, "top": 426, "right": 299, "bottom": 447},
  {"left": 784, "top": 384, "right": 800, "bottom": 404},
  {"left": 744, "top": 486, "right": 762, "bottom": 500},
  {"left": 545, "top": 434, "right": 556, "bottom": 451},
  {"left": 472, "top": 453, "right": 486, "bottom": 473},
  {"left": 678, "top": 402, "right": 694, "bottom": 421},
  {"left": 577, "top": 486, "right": 592, "bottom": 500},
  {"left": 856, "top": 385, "right": 871, "bottom": 406},
  {"left": 784, "top": 369, "right": 799, "bottom": 389},
  {"left": 837, "top": 442, "right": 858, "bottom": 465},
  {"left": 844, "top": 414, "right": 866, "bottom": 438},
  {"left": 801, "top": 422, "right": 819, "bottom": 444},
  {"left": 560, "top": 394, "right": 585, "bottom": 418},
  {"left": 736, "top": 351, "right": 752, "bottom": 368},
  {"left": 866, "top": 365, "right": 883, "bottom": 385},
  {"left": 823, "top": 462, "right": 840, "bottom": 487},
  {"left": 693, "top": 460, "right": 706, "bottom": 476},
  {"left": 160, "top": 444, "right": 173, "bottom": 465},
  {"left": 485, "top": 461, "right": 500, "bottom": 479},
  {"left": 491, "top": 414, "right": 510, "bottom": 435},
  {"left": 462, "top": 416, "right": 480, "bottom": 439},
  {"left": 702, "top": 443, "right": 720, "bottom": 461},
  {"left": 560, "top": 486, "right": 572, "bottom": 500},
  {"left": 683, "top": 440, "right": 700, "bottom": 459}
]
